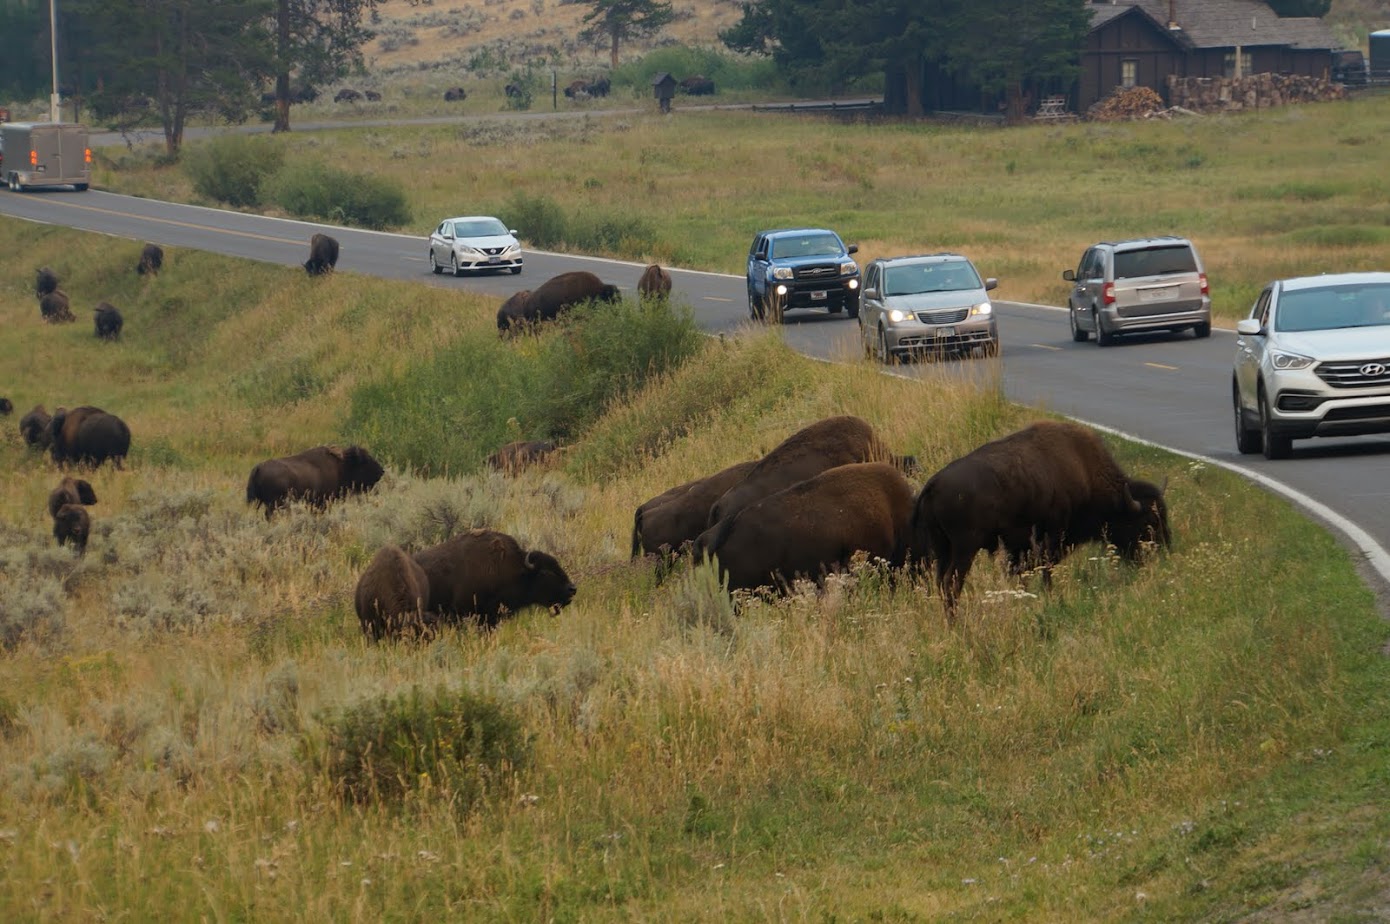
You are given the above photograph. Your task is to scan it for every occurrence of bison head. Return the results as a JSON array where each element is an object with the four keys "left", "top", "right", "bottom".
[
  {"left": 342, "top": 445, "right": 386, "bottom": 492},
  {"left": 598, "top": 284, "right": 622, "bottom": 304},
  {"left": 1112, "top": 479, "right": 1171, "bottom": 557},
  {"left": 20, "top": 405, "right": 51, "bottom": 448},
  {"left": 522, "top": 549, "right": 577, "bottom": 614}
]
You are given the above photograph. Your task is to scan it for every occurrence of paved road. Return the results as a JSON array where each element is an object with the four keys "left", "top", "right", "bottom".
[{"left": 5, "top": 187, "right": 1390, "bottom": 578}]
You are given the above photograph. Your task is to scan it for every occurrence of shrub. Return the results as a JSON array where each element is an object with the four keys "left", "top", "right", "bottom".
[
  {"left": 183, "top": 135, "right": 284, "bottom": 208},
  {"left": 505, "top": 191, "right": 567, "bottom": 248},
  {"left": 610, "top": 44, "right": 782, "bottom": 94},
  {"left": 308, "top": 685, "right": 528, "bottom": 805},
  {"left": 265, "top": 162, "right": 412, "bottom": 230}
]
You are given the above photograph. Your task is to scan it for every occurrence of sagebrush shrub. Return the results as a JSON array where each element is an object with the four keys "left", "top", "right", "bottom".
[
  {"left": 504, "top": 191, "right": 567, "bottom": 247},
  {"left": 183, "top": 135, "right": 284, "bottom": 207},
  {"left": 266, "top": 162, "right": 411, "bottom": 230}
]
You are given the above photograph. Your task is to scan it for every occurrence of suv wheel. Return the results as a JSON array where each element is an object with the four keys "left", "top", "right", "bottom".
[
  {"left": 748, "top": 293, "right": 765, "bottom": 321},
  {"left": 1259, "top": 386, "right": 1292, "bottom": 460},
  {"left": 1234, "top": 381, "right": 1261, "bottom": 455},
  {"left": 980, "top": 337, "right": 1000, "bottom": 358},
  {"left": 430, "top": 250, "right": 443, "bottom": 275},
  {"left": 1193, "top": 321, "right": 1211, "bottom": 339},
  {"left": 1094, "top": 310, "right": 1115, "bottom": 347},
  {"left": 1070, "top": 309, "right": 1088, "bottom": 342},
  {"left": 878, "top": 327, "right": 895, "bottom": 364},
  {"left": 846, "top": 297, "right": 859, "bottom": 320}
]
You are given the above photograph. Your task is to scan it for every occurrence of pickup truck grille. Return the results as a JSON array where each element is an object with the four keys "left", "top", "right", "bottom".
[
  {"left": 1315, "top": 358, "right": 1390, "bottom": 389},
  {"left": 915, "top": 308, "right": 970, "bottom": 325},
  {"left": 794, "top": 264, "right": 840, "bottom": 280}
]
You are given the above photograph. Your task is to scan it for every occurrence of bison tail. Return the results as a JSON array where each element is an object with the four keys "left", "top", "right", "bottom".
[
  {"left": 630, "top": 508, "right": 644, "bottom": 560},
  {"left": 246, "top": 468, "right": 261, "bottom": 506}
]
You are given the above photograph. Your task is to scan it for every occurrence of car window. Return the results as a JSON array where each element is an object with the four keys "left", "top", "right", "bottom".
[
  {"left": 454, "top": 218, "right": 509, "bottom": 237},
  {"left": 1114, "top": 245, "right": 1197, "bottom": 279},
  {"left": 1252, "top": 288, "right": 1272, "bottom": 324},
  {"left": 750, "top": 235, "right": 766, "bottom": 258},
  {"left": 884, "top": 262, "right": 981, "bottom": 296},
  {"left": 770, "top": 234, "right": 842, "bottom": 259},
  {"left": 437, "top": 222, "right": 450, "bottom": 237},
  {"left": 1080, "top": 249, "right": 1101, "bottom": 280},
  {"left": 864, "top": 264, "right": 880, "bottom": 292},
  {"left": 1274, "top": 283, "right": 1390, "bottom": 332}
]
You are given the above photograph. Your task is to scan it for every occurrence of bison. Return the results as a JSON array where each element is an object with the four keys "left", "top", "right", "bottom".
[
  {"left": 48, "top": 475, "right": 98, "bottom": 519},
  {"left": 94, "top": 302, "right": 123, "bottom": 340},
  {"left": 20, "top": 405, "right": 52, "bottom": 448},
  {"left": 708, "top": 415, "right": 904, "bottom": 528},
  {"left": 246, "top": 444, "right": 385, "bottom": 518},
  {"left": 487, "top": 439, "right": 557, "bottom": 474},
  {"left": 40, "top": 290, "right": 75, "bottom": 323},
  {"left": 498, "top": 271, "right": 620, "bottom": 334},
  {"left": 443, "top": 86, "right": 467, "bottom": 102},
  {"left": 692, "top": 462, "right": 915, "bottom": 593},
  {"left": 333, "top": 88, "right": 362, "bottom": 103},
  {"left": 304, "top": 233, "right": 339, "bottom": 276},
  {"left": 364, "top": 90, "right": 382, "bottom": 102},
  {"left": 563, "top": 79, "right": 590, "bottom": 100},
  {"left": 631, "top": 459, "right": 758, "bottom": 561},
  {"left": 591, "top": 76, "right": 611, "bottom": 98},
  {"left": 136, "top": 243, "right": 163, "bottom": 275},
  {"left": 911, "top": 420, "right": 1171, "bottom": 612},
  {"left": 354, "top": 544, "right": 431, "bottom": 641},
  {"left": 495, "top": 289, "right": 532, "bottom": 333},
  {"left": 637, "top": 264, "right": 672, "bottom": 300},
  {"left": 35, "top": 267, "right": 59, "bottom": 298},
  {"left": 679, "top": 75, "right": 716, "bottom": 96},
  {"left": 0, "top": 398, "right": 11, "bottom": 416},
  {"left": 49, "top": 406, "right": 131, "bottom": 468},
  {"left": 504, "top": 83, "right": 524, "bottom": 99},
  {"left": 52, "top": 504, "right": 91, "bottom": 554},
  {"left": 412, "top": 529, "right": 576, "bottom": 629}
]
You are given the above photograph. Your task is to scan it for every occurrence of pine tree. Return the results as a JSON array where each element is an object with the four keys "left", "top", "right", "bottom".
[{"left": 580, "top": 0, "right": 674, "bottom": 70}]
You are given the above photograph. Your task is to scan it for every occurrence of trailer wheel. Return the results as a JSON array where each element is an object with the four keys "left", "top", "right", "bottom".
[{"left": 74, "top": 183, "right": 88, "bottom": 192}]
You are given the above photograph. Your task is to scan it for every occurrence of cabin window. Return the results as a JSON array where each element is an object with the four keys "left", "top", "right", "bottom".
[
  {"left": 1224, "top": 51, "right": 1248, "bottom": 78},
  {"left": 1120, "top": 59, "right": 1138, "bottom": 88}
]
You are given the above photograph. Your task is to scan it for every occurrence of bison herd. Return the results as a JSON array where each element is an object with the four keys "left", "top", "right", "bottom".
[{"left": 31, "top": 245, "right": 160, "bottom": 338}]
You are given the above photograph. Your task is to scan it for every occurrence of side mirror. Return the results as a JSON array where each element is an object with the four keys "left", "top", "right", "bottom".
[
  {"left": 847, "top": 244, "right": 859, "bottom": 255},
  {"left": 1062, "top": 269, "right": 1076, "bottom": 282},
  {"left": 863, "top": 287, "right": 878, "bottom": 300},
  {"left": 510, "top": 229, "right": 518, "bottom": 235},
  {"left": 1236, "top": 319, "right": 1263, "bottom": 336},
  {"left": 984, "top": 278, "right": 998, "bottom": 291}
]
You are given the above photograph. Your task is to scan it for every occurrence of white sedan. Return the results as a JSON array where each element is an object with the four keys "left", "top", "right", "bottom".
[{"left": 428, "top": 216, "right": 523, "bottom": 276}]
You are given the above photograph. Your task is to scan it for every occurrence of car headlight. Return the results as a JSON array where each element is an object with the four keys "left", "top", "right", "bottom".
[
  {"left": 1270, "top": 350, "right": 1314, "bottom": 371},
  {"left": 888, "top": 309, "right": 912, "bottom": 323},
  {"left": 772, "top": 267, "right": 794, "bottom": 280},
  {"left": 969, "top": 302, "right": 992, "bottom": 317},
  {"left": 504, "top": 243, "right": 520, "bottom": 253},
  {"left": 456, "top": 245, "right": 481, "bottom": 255},
  {"left": 840, "top": 261, "right": 858, "bottom": 276}
]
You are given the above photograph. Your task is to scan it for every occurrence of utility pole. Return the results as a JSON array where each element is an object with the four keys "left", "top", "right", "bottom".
[{"left": 49, "top": 0, "right": 61, "bottom": 122}]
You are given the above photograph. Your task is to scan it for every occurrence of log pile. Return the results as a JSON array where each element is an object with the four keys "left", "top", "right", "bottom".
[
  {"left": 1086, "top": 86, "right": 1167, "bottom": 121},
  {"left": 1166, "top": 73, "right": 1346, "bottom": 113}
]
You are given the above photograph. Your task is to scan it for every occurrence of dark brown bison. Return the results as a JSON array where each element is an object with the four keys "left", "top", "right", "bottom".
[
  {"left": 563, "top": 79, "right": 591, "bottom": 99},
  {"left": 708, "top": 415, "right": 903, "bottom": 527},
  {"left": 443, "top": 86, "right": 467, "bottom": 102},
  {"left": 49, "top": 406, "right": 131, "bottom": 468},
  {"left": 20, "top": 405, "right": 51, "bottom": 448},
  {"left": 304, "top": 233, "right": 339, "bottom": 276},
  {"left": 246, "top": 444, "right": 385, "bottom": 518},
  {"left": 679, "top": 75, "right": 715, "bottom": 95},
  {"left": 354, "top": 544, "right": 431, "bottom": 641},
  {"left": 495, "top": 289, "right": 532, "bottom": 333},
  {"left": 52, "top": 504, "right": 91, "bottom": 554},
  {"left": 631, "top": 459, "right": 758, "bottom": 560},
  {"left": 364, "top": 90, "right": 382, "bottom": 102},
  {"left": 487, "top": 440, "right": 557, "bottom": 474},
  {"left": 136, "top": 243, "right": 163, "bottom": 275},
  {"left": 0, "top": 398, "right": 11, "bottom": 416},
  {"left": 333, "top": 88, "right": 362, "bottom": 103},
  {"left": 412, "top": 529, "right": 576, "bottom": 629},
  {"left": 911, "top": 420, "right": 1171, "bottom": 612},
  {"left": 35, "top": 267, "right": 58, "bottom": 298},
  {"left": 591, "top": 76, "right": 611, "bottom": 97},
  {"left": 47, "top": 476, "right": 98, "bottom": 519},
  {"left": 94, "top": 302, "right": 123, "bottom": 340},
  {"left": 504, "top": 83, "right": 524, "bottom": 99},
  {"left": 692, "top": 462, "right": 915, "bottom": 593},
  {"left": 637, "top": 264, "right": 672, "bottom": 299},
  {"left": 40, "top": 290, "right": 75, "bottom": 323},
  {"left": 499, "top": 271, "right": 620, "bottom": 334}
]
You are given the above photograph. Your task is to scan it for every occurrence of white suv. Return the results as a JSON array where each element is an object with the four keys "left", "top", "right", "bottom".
[{"left": 1233, "top": 272, "right": 1390, "bottom": 459}]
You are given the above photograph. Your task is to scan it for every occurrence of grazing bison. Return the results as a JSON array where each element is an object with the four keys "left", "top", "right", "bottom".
[
  {"left": 500, "top": 271, "right": 620, "bottom": 334},
  {"left": 304, "top": 233, "right": 339, "bottom": 276},
  {"left": 246, "top": 444, "right": 385, "bottom": 518},
  {"left": 364, "top": 90, "right": 381, "bottom": 102},
  {"left": 35, "top": 267, "right": 59, "bottom": 298},
  {"left": 355, "top": 544, "right": 431, "bottom": 641},
  {"left": 412, "top": 529, "right": 576, "bottom": 629},
  {"left": 911, "top": 420, "right": 1171, "bottom": 612},
  {"left": 20, "top": 405, "right": 52, "bottom": 448},
  {"left": 52, "top": 504, "right": 91, "bottom": 554},
  {"left": 333, "top": 88, "right": 362, "bottom": 103},
  {"left": 0, "top": 398, "right": 11, "bottom": 416},
  {"left": 487, "top": 439, "right": 557, "bottom": 474},
  {"left": 637, "top": 264, "right": 673, "bottom": 300},
  {"left": 679, "top": 75, "right": 716, "bottom": 95},
  {"left": 40, "top": 290, "right": 75, "bottom": 323},
  {"left": 136, "top": 243, "right": 163, "bottom": 275},
  {"left": 708, "top": 415, "right": 903, "bottom": 527},
  {"left": 94, "top": 302, "right": 123, "bottom": 340},
  {"left": 504, "top": 83, "right": 524, "bottom": 99},
  {"left": 49, "top": 406, "right": 131, "bottom": 467},
  {"left": 47, "top": 475, "right": 98, "bottom": 519},
  {"left": 631, "top": 459, "right": 758, "bottom": 560},
  {"left": 443, "top": 86, "right": 467, "bottom": 102},
  {"left": 693, "top": 462, "right": 915, "bottom": 593},
  {"left": 495, "top": 289, "right": 532, "bottom": 333},
  {"left": 563, "top": 79, "right": 591, "bottom": 100},
  {"left": 591, "top": 76, "right": 611, "bottom": 98}
]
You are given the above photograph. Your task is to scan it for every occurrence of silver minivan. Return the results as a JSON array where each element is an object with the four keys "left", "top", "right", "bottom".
[
  {"left": 1063, "top": 237, "right": 1210, "bottom": 345},
  {"left": 859, "top": 253, "right": 998, "bottom": 362}
]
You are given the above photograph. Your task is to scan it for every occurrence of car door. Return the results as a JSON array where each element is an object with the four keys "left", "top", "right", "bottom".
[
  {"left": 861, "top": 263, "right": 883, "bottom": 343},
  {"left": 1068, "top": 249, "right": 1096, "bottom": 327},
  {"left": 748, "top": 234, "right": 770, "bottom": 299},
  {"left": 431, "top": 221, "right": 451, "bottom": 262},
  {"left": 1235, "top": 286, "right": 1274, "bottom": 410}
]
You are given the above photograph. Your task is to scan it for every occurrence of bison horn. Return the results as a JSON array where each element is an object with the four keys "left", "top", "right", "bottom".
[
  {"left": 1122, "top": 482, "right": 1142, "bottom": 514},
  {"left": 524, "top": 549, "right": 539, "bottom": 570}
]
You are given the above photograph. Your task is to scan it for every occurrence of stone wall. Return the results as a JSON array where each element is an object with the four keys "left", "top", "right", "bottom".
[{"left": 1166, "top": 73, "right": 1346, "bottom": 113}]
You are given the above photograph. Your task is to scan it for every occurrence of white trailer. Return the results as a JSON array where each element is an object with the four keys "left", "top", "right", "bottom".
[{"left": 0, "top": 122, "right": 91, "bottom": 191}]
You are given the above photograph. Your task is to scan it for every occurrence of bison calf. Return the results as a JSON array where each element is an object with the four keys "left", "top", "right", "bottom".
[
  {"left": 49, "top": 406, "right": 131, "bottom": 468},
  {"left": 304, "top": 233, "right": 340, "bottom": 276},
  {"left": 412, "top": 529, "right": 575, "bottom": 629},
  {"left": 911, "top": 420, "right": 1170, "bottom": 613},
  {"left": 40, "top": 290, "right": 75, "bottom": 324},
  {"left": 355, "top": 544, "right": 432, "bottom": 641},
  {"left": 94, "top": 302, "right": 123, "bottom": 340},
  {"left": 48, "top": 476, "right": 98, "bottom": 519},
  {"left": 53, "top": 504, "right": 91, "bottom": 554},
  {"left": 246, "top": 444, "right": 385, "bottom": 518},
  {"left": 137, "top": 243, "right": 164, "bottom": 275},
  {"left": 637, "top": 264, "right": 673, "bottom": 300}
]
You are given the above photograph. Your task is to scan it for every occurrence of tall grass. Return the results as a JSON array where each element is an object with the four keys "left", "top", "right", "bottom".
[{"left": 1, "top": 218, "right": 1389, "bottom": 920}]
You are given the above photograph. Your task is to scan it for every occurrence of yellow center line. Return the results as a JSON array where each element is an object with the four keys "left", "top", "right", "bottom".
[
  {"left": 1029, "top": 343, "right": 1062, "bottom": 351},
  {"left": 1145, "top": 362, "right": 1179, "bottom": 371},
  {"left": 24, "top": 198, "right": 304, "bottom": 245},
  {"left": 704, "top": 296, "right": 733, "bottom": 302}
]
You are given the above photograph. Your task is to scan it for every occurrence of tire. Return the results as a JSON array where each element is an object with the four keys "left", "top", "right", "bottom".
[
  {"left": 767, "top": 294, "right": 784, "bottom": 325},
  {"left": 451, "top": 254, "right": 462, "bottom": 277},
  {"left": 748, "top": 293, "right": 765, "bottom": 322},
  {"left": 1194, "top": 321, "right": 1212, "bottom": 339},
  {"left": 1070, "top": 309, "right": 1088, "bottom": 342},
  {"left": 74, "top": 183, "right": 88, "bottom": 192},
  {"left": 510, "top": 266, "right": 522, "bottom": 275},
  {"left": 1259, "top": 387, "right": 1292, "bottom": 460},
  {"left": 430, "top": 250, "right": 443, "bottom": 274},
  {"left": 1234, "top": 381, "right": 1261, "bottom": 455},
  {"left": 878, "top": 327, "right": 894, "bottom": 364},
  {"left": 1094, "top": 310, "right": 1115, "bottom": 347},
  {"left": 846, "top": 297, "right": 859, "bottom": 320},
  {"left": 980, "top": 337, "right": 1000, "bottom": 358}
]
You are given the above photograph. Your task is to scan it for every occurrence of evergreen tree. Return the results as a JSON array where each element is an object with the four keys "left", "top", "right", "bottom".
[
  {"left": 269, "top": 0, "right": 379, "bottom": 132},
  {"left": 580, "top": 0, "right": 674, "bottom": 70}
]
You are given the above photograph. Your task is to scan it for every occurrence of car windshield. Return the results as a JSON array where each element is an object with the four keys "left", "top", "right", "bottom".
[
  {"left": 883, "top": 262, "right": 981, "bottom": 296},
  {"left": 1275, "top": 283, "right": 1390, "bottom": 332},
  {"left": 453, "top": 218, "right": 509, "bottom": 238},
  {"left": 769, "top": 234, "right": 843, "bottom": 259},
  {"left": 1113, "top": 246, "right": 1197, "bottom": 278}
]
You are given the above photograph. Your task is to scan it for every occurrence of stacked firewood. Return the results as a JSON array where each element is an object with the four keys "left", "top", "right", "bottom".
[
  {"left": 1086, "top": 86, "right": 1167, "bottom": 121},
  {"left": 1167, "top": 73, "right": 1346, "bottom": 113}
]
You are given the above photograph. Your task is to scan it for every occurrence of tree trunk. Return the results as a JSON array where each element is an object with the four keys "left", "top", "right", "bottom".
[
  {"left": 904, "top": 57, "right": 924, "bottom": 117},
  {"left": 609, "top": 28, "right": 619, "bottom": 70},
  {"left": 1005, "top": 81, "right": 1026, "bottom": 124},
  {"left": 274, "top": 0, "right": 291, "bottom": 132}
]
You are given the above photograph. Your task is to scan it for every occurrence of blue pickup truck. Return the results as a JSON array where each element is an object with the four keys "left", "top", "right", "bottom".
[{"left": 746, "top": 228, "right": 861, "bottom": 323}]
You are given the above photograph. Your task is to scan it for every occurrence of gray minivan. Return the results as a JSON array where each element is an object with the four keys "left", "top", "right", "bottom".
[{"left": 1063, "top": 237, "right": 1210, "bottom": 345}]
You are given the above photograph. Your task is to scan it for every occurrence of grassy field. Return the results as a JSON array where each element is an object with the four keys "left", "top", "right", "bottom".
[
  {"left": 2, "top": 212, "right": 1390, "bottom": 919},
  {"left": 96, "top": 91, "right": 1390, "bottom": 322}
]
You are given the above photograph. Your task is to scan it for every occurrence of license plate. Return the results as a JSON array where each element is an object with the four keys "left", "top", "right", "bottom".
[
  {"left": 934, "top": 327, "right": 956, "bottom": 338},
  {"left": 810, "top": 290, "right": 827, "bottom": 300},
  {"left": 1142, "top": 286, "right": 1177, "bottom": 300},
  {"left": 487, "top": 256, "right": 501, "bottom": 264}
]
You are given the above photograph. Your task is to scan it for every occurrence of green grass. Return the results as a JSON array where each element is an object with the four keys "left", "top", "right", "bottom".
[{"left": 2, "top": 206, "right": 1390, "bottom": 919}]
